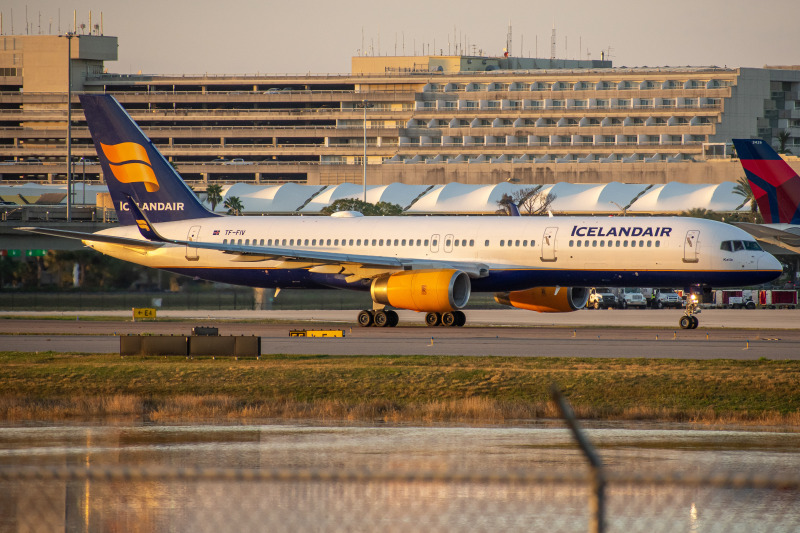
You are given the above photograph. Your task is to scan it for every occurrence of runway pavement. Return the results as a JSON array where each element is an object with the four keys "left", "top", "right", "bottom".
[{"left": 1, "top": 308, "right": 799, "bottom": 359}]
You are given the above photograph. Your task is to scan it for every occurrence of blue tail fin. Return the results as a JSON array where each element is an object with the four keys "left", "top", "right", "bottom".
[{"left": 79, "top": 94, "right": 219, "bottom": 226}]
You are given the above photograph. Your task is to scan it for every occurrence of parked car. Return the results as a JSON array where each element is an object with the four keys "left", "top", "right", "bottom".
[
  {"left": 224, "top": 158, "right": 251, "bottom": 165},
  {"left": 643, "top": 288, "right": 683, "bottom": 309},
  {"left": 620, "top": 288, "right": 647, "bottom": 309},
  {"left": 588, "top": 287, "right": 618, "bottom": 309}
]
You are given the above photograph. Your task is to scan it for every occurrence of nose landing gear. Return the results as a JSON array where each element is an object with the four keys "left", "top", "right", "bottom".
[{"left": 679, "top": 295, "right": 700, "bottom": 329}]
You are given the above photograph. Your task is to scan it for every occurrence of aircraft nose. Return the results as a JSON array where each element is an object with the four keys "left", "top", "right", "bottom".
[{"left": 759, "top": 253, "right": 783, "bottom": 274}]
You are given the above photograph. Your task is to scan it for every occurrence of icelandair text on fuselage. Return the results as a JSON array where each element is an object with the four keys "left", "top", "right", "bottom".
[
  {"left": 120, "top": 200, "right": 184, "bottom": 212},
  {"left": 570, "top": 225, "right": 672, "bottom": 238}
]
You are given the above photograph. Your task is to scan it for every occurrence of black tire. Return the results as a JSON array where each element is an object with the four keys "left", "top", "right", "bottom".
[
  {"left": 453, "top": 310, "right": 466, "bottom": 327},
  {"left": 679, "top": 316, "right": 692, "bottom": 329},
  {"left": 425, "top": 312, "right": 441, "bottom": 327},
  {"left": 357, "top": 310, "right": 373, "bottom": 327},
  {"left": 441, "top": 312, "right": 456, "bottom": 327},
  {"left": 620, "top": 300, "right": 627, "bottom": 309},
  {"left": 690, "top": 316, "right": 699, "bottom": 329},
  {"left": 656, "top": 301, "right": 664, "bottom": 309},
  {"left": 374, "top": 310, "right": 389, "bottom": 327},
  {"left": 745, "top": 301, "right": 756, "bottom": 310},
  {"left": 386, "top": 310, "right": 399, "bottom": 327}
]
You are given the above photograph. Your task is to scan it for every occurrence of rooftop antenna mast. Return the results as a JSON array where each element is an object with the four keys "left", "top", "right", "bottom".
[
  {"left": 505, "top": 21, "right": 512, "bottom": 57},
  {"left": 550, "top": 23, "right": 556, "bottom": 60}
]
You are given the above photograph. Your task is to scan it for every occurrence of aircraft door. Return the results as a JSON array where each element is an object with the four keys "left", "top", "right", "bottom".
[
  {"left": 541, "top": 227, "right": 558, "bottom": 262},
  {"left": 683, "top": 230, "right": 700, "bottom": 263},
  {"left": 186, "top": 225, "right": 201, "bottom": 261},
  {"left": 430, "top": 234, "right": 440, "bottom": 253},
  {"left": 444, "top": 234, "right": 454, "bottom": 253}
]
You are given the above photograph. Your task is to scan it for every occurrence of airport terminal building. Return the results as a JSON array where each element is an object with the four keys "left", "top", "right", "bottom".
[{"left": 1, "top": 33, "right": 799, "bottom": 189}]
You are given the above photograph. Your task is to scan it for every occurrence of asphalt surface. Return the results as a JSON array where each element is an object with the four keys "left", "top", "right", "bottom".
[{"left": 1, "top": 308, "right": 799, "bottom": 359}]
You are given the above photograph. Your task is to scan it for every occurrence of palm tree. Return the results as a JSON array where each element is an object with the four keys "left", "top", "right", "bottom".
[
  {"left": 205, "top": 184, "right": 223, "bottom": 212},
  {"left": 777, "top": 130, "right": 793, "bottom": 155},
  {"left": 732, "top": 176, "right": 760, "bottom": 222},
  {"left": 224, "top": 196, "right": 244, "bottom": 216}
]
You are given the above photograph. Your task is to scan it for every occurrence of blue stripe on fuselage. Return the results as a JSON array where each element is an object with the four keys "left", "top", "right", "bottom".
[{"left": 161, "top": 267, "right": 781, "bottom": 292}]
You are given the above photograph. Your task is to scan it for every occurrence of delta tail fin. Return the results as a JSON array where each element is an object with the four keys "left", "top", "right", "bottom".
[
  {"left": 79, "top": 94, "right": 219, "bottom": 226},
  {"left": 733, "top": 138, "right": 800, "bottom": 224}
]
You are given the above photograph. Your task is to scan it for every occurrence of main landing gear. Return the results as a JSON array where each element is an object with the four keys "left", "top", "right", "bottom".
[
  {"left": 679, "top": 295, "right": 701, "bottom": 329},
  {"left": 356, "top": 309, "right": 467, "bottom": 327},
  {"left": 424, "top": 311, "right": 466, "bottom": 327},
  {"left": 357, "top": 309, "right": 399, "bottom": 328}
]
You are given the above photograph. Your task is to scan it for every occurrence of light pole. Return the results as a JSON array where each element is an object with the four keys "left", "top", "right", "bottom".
[
  {"left": 61, "top": 32, "right": 77, "bottom": 222},
  {"left": 81, "top": 156, "right": 86, "bottom": 205},
  {"left": 358, "top": 100, "right": 373, "bottom": 202}
]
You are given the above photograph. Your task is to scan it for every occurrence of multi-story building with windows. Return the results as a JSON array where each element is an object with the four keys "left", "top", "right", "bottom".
[{"left": 1, "top": 33, "right": 798, "bottom": 188}]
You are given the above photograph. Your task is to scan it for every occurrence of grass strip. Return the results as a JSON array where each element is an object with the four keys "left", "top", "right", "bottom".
[{"left": 1, "top": 352, "right": 799, "bottom": 426}]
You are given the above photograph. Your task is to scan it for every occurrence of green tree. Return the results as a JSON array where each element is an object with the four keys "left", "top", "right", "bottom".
[
  {"left": 777, "top": 130, "right": 793, "bottom": 155},
  {"left": 224, "top": 195, "right": 244, "bottom": 216},
  {"left": 732, "top": 176, "right": 762, "bottom": 223},
  {"left": 320, "top": 198, "right": 403, "bottom": 216},
  {"left": 205, "top": 183, "right": 223, "bottom": 212},
  {"left": 680, "top": 208, "right": 725, "bottom": 221}
]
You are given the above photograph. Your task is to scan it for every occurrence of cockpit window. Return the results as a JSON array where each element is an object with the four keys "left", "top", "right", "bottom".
[{"left": 721, "top": 240, "right": 763, "bottom": 252}]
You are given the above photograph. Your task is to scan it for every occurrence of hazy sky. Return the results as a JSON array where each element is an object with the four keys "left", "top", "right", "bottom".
[{"left": 2, "top": 0, "right": 798, "bottom": 75}]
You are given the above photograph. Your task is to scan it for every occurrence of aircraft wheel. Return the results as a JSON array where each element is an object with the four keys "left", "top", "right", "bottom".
[
  {"left": 357, "top": 310, "right": 373, "bottom": 327},
  {"left": 690, "top": 316, "right": 699, "bottom": 329},
  {"left": 425, "top": 312, "right": 441, "bottom": 327},
  {"left": 374, "top": 310, "right": 389, "bottom": 327},
  {"left": 453, "top": 310, "right": 466, "bottom": 327},
  {"left": 679, "top": 316, "right": 692, "bottom": 329},
  {"left": 441, "top": 312, "right": 456, "bottom": 327},
  {"left": 386, "top": 310, "right": 399, "bottom": 327}
]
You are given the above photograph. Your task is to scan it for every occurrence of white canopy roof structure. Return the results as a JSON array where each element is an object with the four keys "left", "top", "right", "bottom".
[{"left": 0, "top": 181, "right": 753, "bottom": 215}]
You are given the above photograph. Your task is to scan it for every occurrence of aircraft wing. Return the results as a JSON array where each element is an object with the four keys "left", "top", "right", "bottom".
[
  {"left": 733, "top": 222, "right": 800, "bottom": 248},
  {"left": 123, "top": 195, "right": 490, "bottom": 279},
  {"left": 16, "top": 227, "right": 165, "bottom": 249}
]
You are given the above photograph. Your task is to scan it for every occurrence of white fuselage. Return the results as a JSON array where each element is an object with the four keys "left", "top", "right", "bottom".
[{"left": 84, "top": 214, "right": 782, "bottom": 294}]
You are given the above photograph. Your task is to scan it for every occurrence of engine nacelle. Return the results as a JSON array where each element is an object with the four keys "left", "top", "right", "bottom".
[
  {"left": 494, "top": 287, "right": 590, "bottom": 313},
  {"left": 371, "top": 269, "right": 471, "bottom": 312}
]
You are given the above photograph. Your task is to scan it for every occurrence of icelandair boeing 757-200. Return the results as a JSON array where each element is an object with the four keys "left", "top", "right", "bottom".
[{"left": 21, "top": 95, "right": 783, "bottom": 329}]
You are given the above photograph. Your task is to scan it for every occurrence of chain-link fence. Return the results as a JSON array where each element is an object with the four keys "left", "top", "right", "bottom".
[
  {"left": 1, "top": 465, "right": 798, "bottom": 532},
  {"left": 2, "top": 389, "right": 798, "bottom": 532}
]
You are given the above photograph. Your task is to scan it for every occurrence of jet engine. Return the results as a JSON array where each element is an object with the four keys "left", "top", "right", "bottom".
[
  {"left": 494, "top": 287, "right": 590, "bottom": 313},
  {"left": 371, "top": 269, "right": 471, "bottom": 312}
]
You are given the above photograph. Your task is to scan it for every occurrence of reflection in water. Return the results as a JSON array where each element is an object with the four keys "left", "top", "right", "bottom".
[{"left": 1, "top": 423, "right": 799, "bottom": 532}]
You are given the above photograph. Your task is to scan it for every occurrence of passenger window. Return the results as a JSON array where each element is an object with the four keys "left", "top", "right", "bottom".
[
  {"left": 245, "top": 239, "right": 250, "bottom": 245},
  {"left": 500, "top": 240, "right": 505, "bottom": 247},
  {"left": 424, "top": 239, "right": 429, "bottom": 246},
  {"left": 515, "top": 240, "right": 520, "bottom": 246},
  {"left": 623, "top": 241, "right": 628, "bottom": 247},
  {"left": 401, "top": 239, "right": 406, "bottom": 246},
  {"left": 223, "top": 239, "right": 227, "bottom": 244},
  {"left": 312, "top": 239, "right": 316, "bottom": 246},
  {"left": 655, "top": 241, "right": 660, "bottom": 247},
  {"left": 394, "top": 239, "right": 399, "bottom": 246},
  {"left": 432, "top": 239, "right": 438, "bottom": 247},
  {"left": 569, "top": 240, "right": 574, "bottom": 247},
  {"left": 592, "top": 240, "right": 597, "bottom": 247},
  {"left": 631, "top": 241, "right": 636, "bottom": 248},
  {"left": 260, "top": 239, "right": 264, "bottom": 246},
  {"left": 485, "top": 240, "right": 490, "bottom": 246},
  {"left": 372, "top": 239, "right": 377, "bottom": 246},
  {"left": 379, "top": 239, "right": 384, "bottom": 246},
  {"left": 584, "top": 240, "right": 589, "bottom": 247},
  {"left": 356, "top": 239, "right": 361, "bottom": 246},
  {"left": 615, "top": 240, "right": 620, "bottom": 247},
  {"left": 469, "top": 239, "right": 474, "bottom": 247},
  {"left": 238, "top": 239, "right": 242, "bottom": 245},
  {"left": 577, "top": 240, "right": 582, "bottom": 247},
  {"left": 647, "top": 240, "right": 652, "bottom": 247},
  {"left": 282, "top": 239, "right": 287, "bottom": 246},
  {"left": 453, "top": 240, "right": 459, "bottom": 247},
  {"left": 523, "top": 240, "right": 528, "bottom": 247},
  {"left": 531, "top": 240, "right": 535, "bottom": 247},
  {"left": 600, "top": 241, "right": 605, "bottom": 247},
  {"left": 639, "top": 240, "right": 644, "bottom": 247}
]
